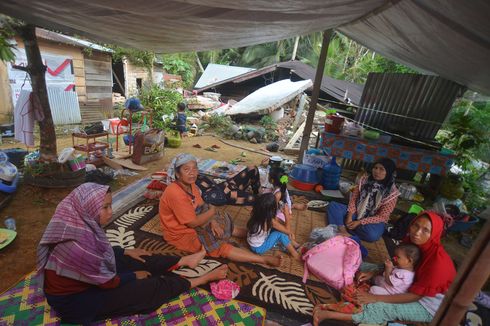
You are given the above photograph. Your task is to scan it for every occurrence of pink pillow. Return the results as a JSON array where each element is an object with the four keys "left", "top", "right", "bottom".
[{"left": 210, "top": 279, "right": 240, "bottom": 300}]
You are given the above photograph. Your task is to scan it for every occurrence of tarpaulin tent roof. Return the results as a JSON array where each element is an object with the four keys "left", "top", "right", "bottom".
[{"left": 0, "top": 0, "right": 489, "bottom": 94}]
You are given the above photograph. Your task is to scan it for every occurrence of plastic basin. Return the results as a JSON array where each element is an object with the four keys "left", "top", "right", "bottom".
[
  {"left": 448, "top": 216, "right": 479, "bottom": 233},
  {"left": 290, "top": 177, "right": 316, "bottom": 191},
  {"left": 290, "top": 164, "right": 319, "bottom": 183}
]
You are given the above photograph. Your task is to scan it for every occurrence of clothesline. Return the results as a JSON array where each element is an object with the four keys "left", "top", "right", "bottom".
[
  {"left": 314, "top": 97, "right": 443, "bottom": 150},
  {"left": 317, "top": 97, "right": 444, "bottom": 125}
]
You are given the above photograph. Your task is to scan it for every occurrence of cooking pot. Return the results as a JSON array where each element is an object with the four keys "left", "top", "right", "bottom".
[{"left": 269, "top": 156, "right": 283, "bottom": 169}]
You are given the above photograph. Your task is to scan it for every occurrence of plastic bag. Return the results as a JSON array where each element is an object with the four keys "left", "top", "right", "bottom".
[{"left": 303, "top": 225, "right": 339, "bottom": 249}]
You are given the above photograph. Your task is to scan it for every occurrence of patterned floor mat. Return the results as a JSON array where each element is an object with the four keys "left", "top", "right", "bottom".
[
  {"left": 141, "top": 205, "right": 390, "bottom": 278},
  {"left": 105, "top": 199, "right": 392, "bottom": 323},
  {"left": 0, "top": 271, "right": 266, "bottom": 325}
]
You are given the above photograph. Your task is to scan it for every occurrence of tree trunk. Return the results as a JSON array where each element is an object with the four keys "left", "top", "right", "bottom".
[{"left": 17, "top": 24, "right": 57, "bottom": 160}]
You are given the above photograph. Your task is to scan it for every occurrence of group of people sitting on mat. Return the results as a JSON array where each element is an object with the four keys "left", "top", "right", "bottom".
[{"left": 37, "top": 153, "right": 455, "bottom": 325}]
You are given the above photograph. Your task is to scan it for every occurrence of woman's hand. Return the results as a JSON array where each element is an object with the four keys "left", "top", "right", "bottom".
[
  {"left": 356, "top": 292, "right": 377, "bottom": 304},
  {"left": 210, "top": 219, "right": 224, "bottom": 238},
  {"left": 125, "top": 248, "right": 152, "bottom": 263},
  {"left": 134, "top": 271, "right": 152, "bottom": 279},
  {"left": 346, "top": 220, "right": 361, "bottom": 230},
  {"left": 356, "top": 270, "right": 376, "bottom": 283},
  {"left": 345, "top": 213, "right": 353, "bottom": 224}
]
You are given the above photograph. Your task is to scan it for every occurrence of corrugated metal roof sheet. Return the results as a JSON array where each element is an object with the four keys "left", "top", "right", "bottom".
[
  {"left": 277, "top": 61, "right": 364, "bottom": 105},
  {"left": 36, "top": 28, "right": 112, "bottom": 53},
  {"left": 194, "top": 63, "right": 255, "bottom": 89},
  {"left": 195, "top": 60, "right": 363, "bottom": 105},
  {"left": 47, "top": 88, "right": 82, "bottom": 125},
  {"left": 355, "top": 73, "right": 464, "bottom": 142}
]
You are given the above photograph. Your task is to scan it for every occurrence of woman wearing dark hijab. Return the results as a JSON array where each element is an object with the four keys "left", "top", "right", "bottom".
[{"left": 326, "top": 158, "right": 400, "bottom": 242}]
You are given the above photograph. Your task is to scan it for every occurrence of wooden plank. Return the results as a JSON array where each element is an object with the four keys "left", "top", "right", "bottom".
[
  {"left": 87, "top": 92, "right": 112, "bottom": 100},
  {"left": 84, "top": 58, "right": 112, "bottom": 67},
  {"left": 87, "top": 86, "right": 112, "bottom": 99},
  {"left": 103, "top": 156, "right": 123, "bottom": 170},
  {"left": 85, "top": 80, "right": 113, "bottom": 87},
  {"left": 75, "top": 76, "right": 86, "bottom": 86},
  {"left": 74, "top": 67, "right": 85, "bottom": 76},
  {"left": 84, "top": 62, "right": 111, "bottom": 75},
  {"left": 84, "top": 73, "right": 112, "bottom": 81},
  {"left": 84, "top": 52, "right": 111, "bottom": 62},
  {"left": 85, "top": 66, "right": 111, "bottom": 75},
  {"left": 283, "top": 147, "right": 300, "bottom": 155},
  {"left": 87, "top": 86, "right": 112, "bottom": 93},
  {"left": 109, "top": 158, "right": 148, "bottom": 171},
  {"left": 84, "top": 63, "right": 111, "bottom": 75},
  {"left": 285, "top": 121, "right": 305, "bottom": 150}
]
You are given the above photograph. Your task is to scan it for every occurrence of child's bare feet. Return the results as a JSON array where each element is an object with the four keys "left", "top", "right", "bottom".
[
  {"left": 180, "top": 247, "right": 206, "bottom": 269},
  {"left": 205, "top": 265, "right": 228, "bottom": 282},
  {"left": 264, "top": 255, "right": 282, "bottom": 267},
  {"left": 312, "top": 304, "right": 353, "bottom": 324},
  {"left": 313, "top": 307, "right": 332, "bottom": 326},
  {"left": 292, "top": 239, "right": 301, "bottom": 249}
]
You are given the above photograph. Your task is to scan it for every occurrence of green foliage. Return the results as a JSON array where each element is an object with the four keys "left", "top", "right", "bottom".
[
  {"left": 260, "top": 115, "right": 276, "bottom": 129},
  {"left": 160, "top": 54, "right": 195, "bottom": 88},
  {"left": 0, "top": 19, "right": 16, "bottom": 62},
  {"left": 436, "top": 99, "right": 490, "bottom": 168},
  {"left": 299, "top": 32, "right": 416, "bottom": 83},
  {"left": 436, "top": 97, "right": 490, "bottom": 212},
  {"left": 138, "top": 84, "right": 183, "bottom": 130},
  {"left": 194, "top": 31, "right": 415, "bottom": 85},
  {"left": 462, "top": 167, "right": 489, "bottom": 213},
  {"left": 204, "top": 114, "right": 234, "bottom": 136},
  {"left": 109, "top": 45, "right": 155, "bottom": 71},
  {"left": 197, "top": 48, "right": 243, "bottom": 67}
]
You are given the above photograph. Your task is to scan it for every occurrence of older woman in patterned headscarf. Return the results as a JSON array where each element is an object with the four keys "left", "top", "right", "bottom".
[
  {"left": 160, "top": 153, "right": 281, "bottom": 267},
  {"left": 38, "top": 182, "right": 227, "bottom": 324}
]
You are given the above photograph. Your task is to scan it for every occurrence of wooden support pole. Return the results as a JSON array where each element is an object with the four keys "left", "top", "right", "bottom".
[
  {"left": 431, "top": 220, "right": 490, "bottom": 325},
  {"left": 298, "top": 30, "right": 332, "bottom": 162}
]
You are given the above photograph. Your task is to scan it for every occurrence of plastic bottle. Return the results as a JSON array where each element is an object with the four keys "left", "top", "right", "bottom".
[
  {"left": 322, "top": 157, "right": 342, "bottom": 190},
  {"left": 4, "top": 216, "right": 16, "bottom": 231}
]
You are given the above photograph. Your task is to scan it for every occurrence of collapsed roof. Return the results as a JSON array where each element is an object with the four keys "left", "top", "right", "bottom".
[{"left": 0, "top": 0, "right": 489, "bottom": 94}]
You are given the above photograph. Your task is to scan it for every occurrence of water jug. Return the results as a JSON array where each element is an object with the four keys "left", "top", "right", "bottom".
[{"left": 322, "top": 157, "right": 341, "bottom": 190}]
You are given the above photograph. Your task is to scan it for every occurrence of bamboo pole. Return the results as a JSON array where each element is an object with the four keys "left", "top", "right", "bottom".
[
  {"left": 431, "top": 220, "right": 490, "bottom": 325},
  {"left": 298, "top": 30, "right": 332, "bottom": 162},
  {"left": 291, "top": 36, "right": 300, "bottom": 61}
]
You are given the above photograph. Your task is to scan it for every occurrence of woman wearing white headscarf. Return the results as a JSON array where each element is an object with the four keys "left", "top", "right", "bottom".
[{"left": 159, "top": 153, "right": 281, "bottom": 267}]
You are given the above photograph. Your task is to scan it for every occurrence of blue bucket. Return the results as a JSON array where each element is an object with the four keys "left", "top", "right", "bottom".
[
  {"left": 447, "top": 216, "right": 479, "bottom": 233},
  {"left": 290, "top": 164, "right": 319, "bottom": 184}
]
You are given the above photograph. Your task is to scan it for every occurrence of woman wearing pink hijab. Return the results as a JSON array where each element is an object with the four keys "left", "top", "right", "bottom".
[{"left": 38, "top": 183, "right": 227, "bottom": 324}]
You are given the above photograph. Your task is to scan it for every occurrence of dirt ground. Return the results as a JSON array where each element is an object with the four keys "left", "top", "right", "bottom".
[
  {"left": 0, "top": 133, "right": 281, "bottom": 293},
  {"left": 0, "top": 132, "right": 481, "bottom": 293}
]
